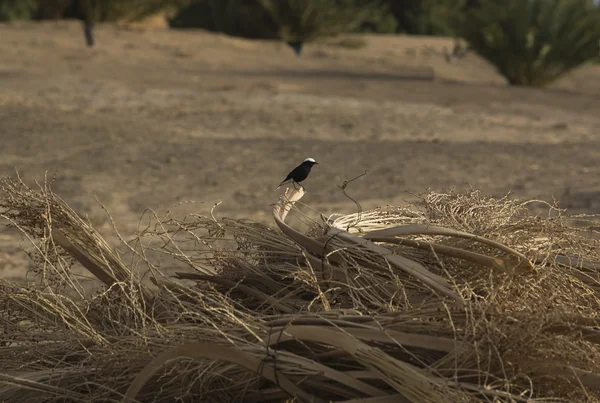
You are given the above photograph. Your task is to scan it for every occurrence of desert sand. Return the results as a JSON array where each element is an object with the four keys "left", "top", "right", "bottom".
[{"left": 1, "top": 20, "right": 599, "bottom": 280}]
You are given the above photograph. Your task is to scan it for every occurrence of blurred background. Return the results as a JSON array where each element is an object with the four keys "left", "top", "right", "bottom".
[{"left": 0, "top": 0, "right": 599, "bottom": 278}]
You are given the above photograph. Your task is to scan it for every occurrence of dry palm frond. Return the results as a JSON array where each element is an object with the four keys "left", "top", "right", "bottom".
[{"left": 0, "top": 175, "right": 600, "bottom": 402}]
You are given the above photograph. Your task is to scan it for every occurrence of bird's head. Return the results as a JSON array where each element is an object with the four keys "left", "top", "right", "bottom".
[{"left": 302, "top": 157, "right": 319, "bottom": 166}]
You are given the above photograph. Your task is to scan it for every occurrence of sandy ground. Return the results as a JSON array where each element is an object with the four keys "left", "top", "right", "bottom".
[{"left": 1, "top": 20, "right": 599, "bottom": 281}]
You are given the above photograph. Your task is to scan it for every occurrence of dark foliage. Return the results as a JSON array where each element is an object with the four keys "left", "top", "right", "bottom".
[{"left": 451, "top": 0, "right": 600, "bottom": 86}]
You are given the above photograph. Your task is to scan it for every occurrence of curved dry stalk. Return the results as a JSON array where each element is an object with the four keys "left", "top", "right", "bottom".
[
  {"left": 367, "top": 236, "right": 509, "bottom": 273},
  {"left": 303, "top": 251, "right": 412, "bottom": 299},
  {"left": 545, "top": 324, "right": 600, "bottom": 344},
  {"left": 341, "top": 395, "right": 412, "bottom": 403},
  {"left": 275, "top": 186, "right": 306, "bottom": 222},
  {"left": 324, "top": 228, "right": 463, "bottom": 303},
  {"left": 364, "top": 224, "right": 534, "bottom": 273},
  {"left": 0, "top": 372, "right": 86, "bottom": 401},
  {"left": 548, "top": 254, "right": 600, "bottom": 271},
  {"left": 51, "top": 231, "right": 120, "bottom": 288},
  {"left": 265, "top": 325, "right": 467, "bottom": 354},
  {"left": 519, "top": 363, "right": 600, "bottom": 392},
  {"left": 173, "top": 272, "right": 298, "bottom": 313},
  {"left": 303, "top": 252, "right": 340, "bottom": 282},
  {"left": 273, "top": 190, "right": 463, "bottom": 303},
  {"left": 122, "top": 342, "right": 320, "bottom": 403},
  {"left": 52, "top": 229, "right": 164, "bottom": 318},
  {"left": 265, "top": 326, "right": 450, "bottom": 402},
  {"left": 270, "top": 351, "right": 387, "bottom": 398}
]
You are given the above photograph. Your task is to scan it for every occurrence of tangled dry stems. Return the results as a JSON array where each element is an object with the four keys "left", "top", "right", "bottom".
[{"left": 0, "top": 174, "right": 599, "bottom": 402}]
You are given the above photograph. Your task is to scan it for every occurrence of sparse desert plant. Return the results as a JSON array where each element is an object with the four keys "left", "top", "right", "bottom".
[
  {"left": 258, "top": 0, "right": 392, "bottom": 42},
  {"left": 0, "top": 0, "right": 37, "bottom": 21},
  {"left": 34, "top": 0, "right": 190, "bottom": 22},
  {"left": 346, "top": 0, "right": 397, "bottom": 34},
  {"left": 382, "top": 0, "right": 461, "bottom": 35},
  {"left": 171, "top": 0, "right": 394, "bottom": 40},
  {"left": 451, "top": 0, "right": 600, "bottom": 86},
  {"left": 34, "top": 0, "right": 70, "bottom": 19},
  {"left": 86, "top": 0, "right": 191, "bottom": 22},
  {"left": 169, "top": 0, "right": 280, "bottom": 39}
]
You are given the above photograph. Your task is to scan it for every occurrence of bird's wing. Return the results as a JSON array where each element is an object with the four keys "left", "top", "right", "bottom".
[
  {"left": 275, "top": 175, "right": 294, "bottom": 191},
  {"left": 275, "top": 171, "right": 295, "bottom": 191}
]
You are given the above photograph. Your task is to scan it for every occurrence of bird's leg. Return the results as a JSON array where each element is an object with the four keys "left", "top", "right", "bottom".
[{"left": 292, "top": 181, "right": 299, "bottom": 190}]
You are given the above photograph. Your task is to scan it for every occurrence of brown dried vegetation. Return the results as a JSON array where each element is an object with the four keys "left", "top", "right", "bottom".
[{"left": 0, "top": 174, "right": 599, "bottom": 402}]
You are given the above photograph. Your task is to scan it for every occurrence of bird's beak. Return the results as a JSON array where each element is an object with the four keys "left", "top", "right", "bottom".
[{"left": 315, "top": 162, "right": 319, "bottom": 165}]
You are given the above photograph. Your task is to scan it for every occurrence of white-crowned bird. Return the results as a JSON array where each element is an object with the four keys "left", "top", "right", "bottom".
[{"left": 276, "top": 158, "right": 318, "bottom": 190}]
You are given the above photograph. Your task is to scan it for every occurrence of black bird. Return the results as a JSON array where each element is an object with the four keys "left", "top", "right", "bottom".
[{"left": 276, "top": 158, "right": 319, "bottom": 190}]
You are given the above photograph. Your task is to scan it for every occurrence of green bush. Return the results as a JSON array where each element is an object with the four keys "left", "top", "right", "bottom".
[
  {"left": 452, "top": 0, "right": 600, "bottom": 86},
  {"left": 331, "top": 0, "right": 397, "bottom": 34},
  {"left": 35, "top": 0, "right": 70, "bottom": 19},
  {"left": 169, "top": 0, "right": 279, "bottom": 39},
  {"left": 171, "top": 0, "right": 394, "bottom": 41},
  {"left": 0, "top": 0, "right": 37, "bottom": 22},
  {"left": 258, "top": 0, "right": 393, "bottom": 42},
  {"left": 369, "top": 0, "right": 462, "bottom": 35},
  {"left": 87, "top": 0, "right": 191, "bottom": 22},
  {"left": 33, "top": 0, "right": 190, "bottom": 22}
]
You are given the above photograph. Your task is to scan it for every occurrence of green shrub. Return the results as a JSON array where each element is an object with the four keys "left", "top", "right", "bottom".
[
  {"left": 343, "top": 0, "right": 397, "bottom": 34},
  {"left": 34, "top": 0, "right": 190, "bottom": 22},
  {"left": 169, "top": 0, "right": 279, "bottom": 39},
  {"left": 258, "top": 0, "right": 392, "bottom": 42},
  {"left": 452, "top": 0, "right": 600, "bottom": 86},
  {"left": 83, "top": 0, "right": 190, "bottom": 22},
  {"left": 0, "top": 0, "right": 37, "bottom": 22},
  {"left": 376, "top": 0, "right": 460, "bottom": 35},
  {"left": 35, "top": 0, "right": 70, "bottom": 19},
  {"left": 171, "top": 0, "right": 393, "bottom": 41}
]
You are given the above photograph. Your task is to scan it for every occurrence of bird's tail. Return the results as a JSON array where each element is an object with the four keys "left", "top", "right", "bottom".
[{"left": 275, "top": 179, "right": 290, "bottom": 191}]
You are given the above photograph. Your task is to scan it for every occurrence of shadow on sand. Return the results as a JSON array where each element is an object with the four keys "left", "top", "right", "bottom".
[{"left": 203, "top": 67, "right": 436, "bottom": 82}]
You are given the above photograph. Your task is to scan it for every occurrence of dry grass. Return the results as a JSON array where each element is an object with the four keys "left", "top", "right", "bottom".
[{"left": 0, "top": 174, "right": 600, "bottom": 402}]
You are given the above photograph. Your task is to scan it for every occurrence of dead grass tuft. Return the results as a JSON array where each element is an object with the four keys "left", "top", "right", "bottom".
[{"left": 1, "top": 175, "right": 599, "bottom": 402}]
